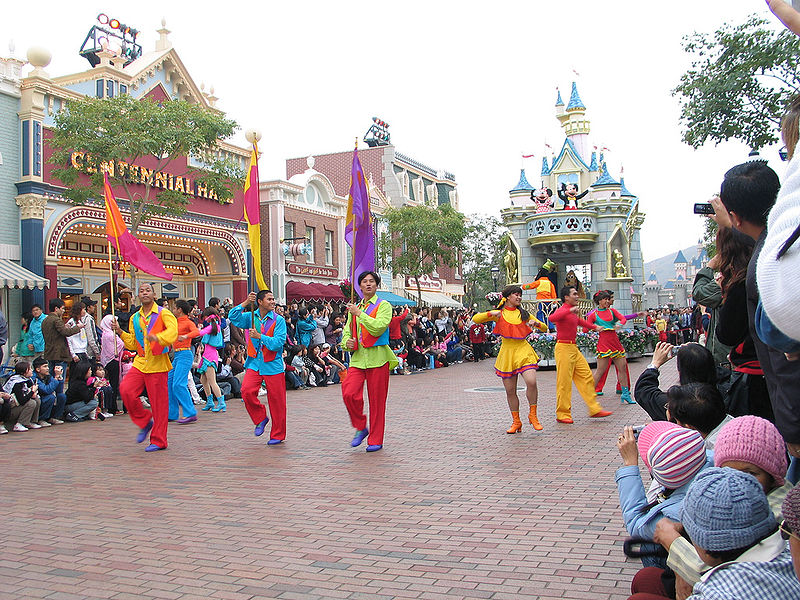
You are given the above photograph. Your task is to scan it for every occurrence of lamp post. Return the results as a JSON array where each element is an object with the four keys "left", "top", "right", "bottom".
[{"left": 490, "top": 265, "right": 500, "bottom": 292}]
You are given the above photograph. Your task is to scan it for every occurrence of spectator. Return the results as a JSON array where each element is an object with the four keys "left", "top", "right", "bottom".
[
  {"left": 665, "top": 382, "right": 731, "bottom": 448},
  {"left": 27, "top": 303, "right": 46, "bottom": 358},
  {"left": 305, "top": 344, "right": 328, "bottom": 386},
  {"left": 467, "top": 319, "right": 488, "bottom": 361},
  {"left": 0, "top": 296, "right": 8, "bottom": 365},
  {"left": 389, "top": 306, "right": 409, "bottom": 349},
  {"left": 79, "top": 296, "right": 101, "bottom": 365},
  {"left": 42, "top": 298, "right": 84, "bottom": 377},
  {"left": 2, "top": 360, "right": 42, "bottom": 431},
  {"left": 63, "top": 360, "right": 99, "bottom": 422},
  {"left": 289, "top": 345, "right": 309, "bottom": 386},
  {"left": 310, "top": 305, "right": 329, "bottom": 347},
  {"left": 99, "top": 314, "right": 124, "bottom": 415},
  {"left": 284, "top": 347, "right": 307, "bottom": 390},
  {"left": 65, "top": 302, "right": 90, "bottom": 369},
  {"left": 32, "top": 357, "right": 66, "bottom": 425},
  {"left": 445, "top": 332, "right": 464, "bottom": 364},
  {"left": 91, "top": 364, "right": 113, "bottom": 419},
  {"left": 782, "top": 487, "right": 800, "bottom": 582},
  {"left": 634, "top": 342, "right": 718, "bottom": 422},
  {"left": 296, "top": 308, "right": 316, "bottom": 348},
  {"left": 11, "top": 312, "right": 36, "bottom": 365}
]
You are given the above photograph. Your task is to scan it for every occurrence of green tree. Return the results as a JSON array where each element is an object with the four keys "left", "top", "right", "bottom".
[
  {"left": 50, "top": 94, "right": 243, "bottom": 235},
  {"left": 461, "top": 214, "right": 506, "bottom": 309},
  {"left": 382, "top": 204, "right": 466, "bottom": 304},
  {"left": 674, "top": 15, "right": 800, "bottom": 150}
]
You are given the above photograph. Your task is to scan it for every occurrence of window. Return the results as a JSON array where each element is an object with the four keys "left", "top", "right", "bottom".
[
  {"left": 305, "top": 226, "right": 315, "bottom": 263},
  {"left": 324, "top": 230, "right": 333, "bottom": 265},
  {"left": 96, "top": 79, "right": 104, "bottom": 98},
  {"left": 119, "top": 84, "right": 128, "bottom": 95},
  {"left": 106, "top": 80, "right": 115, "bottom": 98},
  {"left": 284, "top": 222, "right": 295, "bottom": 241}
]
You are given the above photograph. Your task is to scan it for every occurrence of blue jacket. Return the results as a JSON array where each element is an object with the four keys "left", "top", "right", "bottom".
[
  {"left": 33, "top": 372, "right": 65, "bottom": 401},
  {"left": 296, "top": 316, "right": 317, "bottom": 348},
  {"left": 28, "top": 313, "right": 46, "bottom": 353},
  {"left": 227, "top": 305, "right": 286, "bottom": 376}
]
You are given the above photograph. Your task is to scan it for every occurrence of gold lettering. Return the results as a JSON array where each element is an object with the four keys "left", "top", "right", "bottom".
[
  {"left": 195, "top": 181, "right": 208, "bottom": 198},
  {"left": 118, "top": 161, "right": 128, "bottom": 179},
  {"left": 70, "top": 152, "right": 84, "bottom": 170},
  {"left": 168, "top": 174, "right": 174, "bottom": 191},
  {"left": 154, "top": 171, "right": 167, "bottom": 189},
  {"left": 101, "top": 160, "right": 114, "bottom": 177},
  {"left": 175, "top": 176, "right": 185, "bottom": 193},
  {"left": 208, "top": 188, "right": 218, "bottom": 200},
  {"left": 139, "top": 167, "right": 153, "bottom": 185},
  {"left": 129, "top": 165, "right": 139, "bottom": 181}
]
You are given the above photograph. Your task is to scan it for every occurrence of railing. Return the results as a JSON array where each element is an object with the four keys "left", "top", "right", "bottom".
[
  {"left": 524, "top": 210, "right": 597, "bottom": 240},
  {"left": 521, "top": 298, "right": 595, "bottom": 321},
  {"left": 631, "top": 293, "right": 644, "bottom": 324}
]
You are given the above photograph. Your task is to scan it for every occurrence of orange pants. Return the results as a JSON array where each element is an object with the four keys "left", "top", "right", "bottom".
[{"left": 342, "top": 364, "right": 389, "bottom": 446}]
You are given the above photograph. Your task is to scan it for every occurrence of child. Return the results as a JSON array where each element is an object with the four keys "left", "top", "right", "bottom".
[{"left": 90, "top": 364, "right": 114, "bottom": 420}]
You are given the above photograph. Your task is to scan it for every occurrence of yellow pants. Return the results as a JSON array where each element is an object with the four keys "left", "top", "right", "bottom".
[{"left": 555, "top": 342, "right": 603, "bottom": 420}]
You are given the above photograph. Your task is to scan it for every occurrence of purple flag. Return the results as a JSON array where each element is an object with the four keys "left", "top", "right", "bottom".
[{"left": 345, "top": 147, "right": 375, "bottom": 297}]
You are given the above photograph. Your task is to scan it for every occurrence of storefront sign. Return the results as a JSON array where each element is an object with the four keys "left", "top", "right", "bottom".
[
  {"left": 287, "top": 263, "right": 338, "bottom": 278},
  {"left": 70, "top": 151, "right": 229, "bottom": 203},
  {"left": 406, "top": 274, "right": 443, "bottom": 291}
]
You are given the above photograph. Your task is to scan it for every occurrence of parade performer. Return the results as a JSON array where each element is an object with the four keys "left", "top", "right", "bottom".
[
  {"left": 521, "top": 261, "right": 558, "bottom": 326},
  {"left": 591, "top": 291, "right": 643, "bottom": 397},
  {"left": 549, "top": 286, "right": 612, "bottom": 423},
  {"left": 196, "top": 307, "right": 226, "bottom": 413},
  {"left": 113, "top": 282, "right": 178, "bottom": 452},
  {"left": 530, "top": 187, "right": 554, "bottom": 213},
  {"left": 473, "top": 284, "right": 548, "bottom": 433},
  {"left": 558, "top": 182, "right": 587, "bottom": 210},
  {"left": 586, "top": 291, "right": 634, "bottom": 404},
  {"left": 341, "top": 271, "right": 397, "bottom": 452},
  {"left": 168, "top": 300, "right": 201, "bottom": 424},
  {"left": 228, "top": 290, "right": 287, "bottom": 445}
]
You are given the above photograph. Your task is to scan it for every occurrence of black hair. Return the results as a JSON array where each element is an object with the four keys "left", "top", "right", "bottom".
[
  {"left": 666, "top": 383, "right": 726, "bottom": 436},
  {"left": 202, "top": 307, "right": 219, "bottom": 335},
  {"left": 70, "top": 302, "right": 85, "bottom": 320},
  {"left": 256, "top": 289, "right": 273, "bottom": 302},
  {"left": 188, "top": 299, "right": 198, "bottom": 308},
  {"left": 719, "top": 161, "right": 780, "bottom": 227},
  {"left": 299, "top": 308, "right": 309, "bottom": 318},
  {"left": 676, "top": 343, "right": 717, "bottom": 385},
  {"left": 70, "top": 361, "right": 91, "bottom": 382},
  {"left": 208, "top": 297, "right": 221, "bottom": 308},
  {"left": 593, "top": 290, "right": 612, "bottom": 305},
  {"left": 31, "top": 303, "right": 42, "bottom": 311},
  {"left": 501, "top": 285, "right": 530, "bottom": 321},
  {"left": 560, "top": 286, "right": 576, "bottom": 302},
  {"left": 32, "top": 357, "right": 47, "bottom": 369},
  {"left": 704, "top": 524, "right": 779, "bottom": 561},
  {"left": 175, "top": 300, "right": 191, "bottom": 315},
  {"left": 357, "top": 270, "right": 381, "bottom": 286},
  {"left": 49, "top": 298, "right": 65, "bottom": 312},
  {"left": 15, "top": 361, "right": 30, "bottom": 375},
  {"left": 20, "top": 312, "right": 32, "bottom": 330}
]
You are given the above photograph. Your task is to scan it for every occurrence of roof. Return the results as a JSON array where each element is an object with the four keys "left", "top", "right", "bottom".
[
  {"left": 674, "top": 250, "right": 688, "bottom": 264},
  {"left": 663, "top": 280, "right": 675, "bottom": 290},
  {"left": 676, "top": 274, "right": 685, "bottom": 281},
  {"left": 555, "top": 88, "right": 564, "bottom": 106},
  {"left": 541, "top": 156, "right": 551, "bottom": 177},
  {"left": 589, "top": 152, "right": 598, "bottom": 172},
  {"left": 412, "top": 291, "right": 463, "bottom": 308},
  {"left": 648, "top": 271, "right": 658, "bottom": 283},
  {"left": 510, "top": 169, "right": 535, "bottom": 192},
  {"left": 0, "top": 259, "right": 49, "bottom": 289},
  {"left": 619, "top": 177, "right": 635, "bottom": 197},
  {"left": 552, "top": 137, "right": 590, "bottom": 172},
  {"left": 566, "top": 82, "right": 585, "bottom": 111},
  {"left": 590, "top": 162, "right": 619, "bottom": 187}
]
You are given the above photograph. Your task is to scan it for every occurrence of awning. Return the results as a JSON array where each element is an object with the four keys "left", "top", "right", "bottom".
[
  {"left": 0, "top": 259, "right": 49, "bottom": 290},
  {"left": 412, "top": 291, "right": 462, "bottom": 308},
  {"left": 286, "top": 281, "right": 346, "bottom": 302},
  {"left": 377, "top": 291, "right": 417, "bottom": 307},
  {"left": 308, "top": 283, "right": 345, "bottom": 301}
]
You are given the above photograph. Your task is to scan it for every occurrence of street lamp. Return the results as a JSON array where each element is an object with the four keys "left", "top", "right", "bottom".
[{"left": 490, "top": 265, "right": 500, "bottom": 292}]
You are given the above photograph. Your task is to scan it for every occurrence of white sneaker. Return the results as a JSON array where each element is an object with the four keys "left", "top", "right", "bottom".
[
  {"left": 12, "top": 423, "right": 28, "bottom": 432},
  {"left": 37, "top": 420, "right": 52, "bottom": 427},
  {"left": 102, "top": 412, "right": 113, "bottom": 418},
  {"left": 0, "top": 425, "right": 8, "bottom": 434},
  {"left": 27, "top": 423, "right": 42, "bottom": 429},
  {"left": 88, "top": 413, "right": 97, "bottom": 420},
  {"left": 48, "top": 418, "right": 64, "bottom": 425}
]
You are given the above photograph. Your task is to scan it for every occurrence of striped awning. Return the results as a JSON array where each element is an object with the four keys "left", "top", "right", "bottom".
[{"left": 0, "top": 259, "right": 49, "bottom": 290}]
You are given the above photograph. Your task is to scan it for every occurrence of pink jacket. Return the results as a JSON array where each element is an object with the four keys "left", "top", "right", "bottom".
[{"left": 100, "top": 314, "right": 125, "bottom": 366}]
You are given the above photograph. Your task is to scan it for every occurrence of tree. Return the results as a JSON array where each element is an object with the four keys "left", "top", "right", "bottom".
[
  {"left": 50, "top": 94, "right": 243, "bottom": 235},
  {"left": 674, "top": 15, "right": 800, "bottom": 150},
  {"left": 461, "top": 214, "right": 507, "bottom": 308},
  {"left": 382, "top": 204, "right": 466, "bottom": 304}
]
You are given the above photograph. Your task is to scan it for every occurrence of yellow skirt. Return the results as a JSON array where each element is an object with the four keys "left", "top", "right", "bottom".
[{"left": 494, "top": 338, "right": 540, "bottom": 379}]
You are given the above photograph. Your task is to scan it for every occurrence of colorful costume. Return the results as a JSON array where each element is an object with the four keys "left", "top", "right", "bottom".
[
  {"left": 119, "top": 304, "right": 178, "bottom": 450},
  {"left": 549, "top": 303, "right": 607, "bottom": 422},
  {"left": 473, "top": 307, "right": 547, "bottom": 378},
  {"left": 341, "top": 296, "right": 397, "bottom": 450},
  {"left": 167, "top": 314, "right": 201, "bottom": 421},
  {"left": 196, "top": 317, "right": 223, "bottom": 374},
  {"left": 228, "top": 304, "right": 287, "bottom": 443},
  {"left": 587, "top": 308, "right": 626, "bottom": 359}
]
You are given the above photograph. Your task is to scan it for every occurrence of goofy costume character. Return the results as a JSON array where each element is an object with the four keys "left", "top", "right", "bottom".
[
  {"left": 228, "top": 302, "right": 287, "bottom": 445},
  {"left": 341, "top": 296, "right": 398, "bottom": 452},
  {"left": 119, "top": 304, "right": 178, "bottom": 451}
]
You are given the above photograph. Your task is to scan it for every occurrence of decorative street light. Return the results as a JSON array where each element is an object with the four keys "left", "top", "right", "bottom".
[{"left": 490, "top": 265, "right": 500, "bottom": 292}]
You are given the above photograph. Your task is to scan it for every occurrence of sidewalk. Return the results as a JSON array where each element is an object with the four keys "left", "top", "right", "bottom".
[{"left": 1, "top": 356, "right": 678, "bottom": 599}]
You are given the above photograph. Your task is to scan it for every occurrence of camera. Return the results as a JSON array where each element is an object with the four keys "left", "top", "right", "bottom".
[
  {"left": 632, "top": 425, "right": 646, "bottom": 439},
  {"left": 693, "top": 202, "right": 715, "bottom": 215},
  {"left": 669, "top": 344, "right": 685, "bottom": 358}
]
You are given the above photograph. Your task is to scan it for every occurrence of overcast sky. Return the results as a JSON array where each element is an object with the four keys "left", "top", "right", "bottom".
[{"left": 2, "top": 1, "right": 790, "bottom": 264}]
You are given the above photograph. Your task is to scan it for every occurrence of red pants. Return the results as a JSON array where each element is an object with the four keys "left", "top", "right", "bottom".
[
  {"left": 596, "top": 360, "right": 630, "bottom": 392},
  {"left": 241, "top": 370, "right": 287, "bottom": 440},
  {"left": 121, "top": 368, "right": 169, "bottom": 448},
  {"left": 342, "top": 364, "right": 389, "bottom": 446},
  {"left": 628, "top": 567, "right": 672, "bottom": 599}
]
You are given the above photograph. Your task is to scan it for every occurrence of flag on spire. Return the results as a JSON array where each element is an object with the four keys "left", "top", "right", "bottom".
[
  {"left": 244, "top": 141, "right": 269, "bottom": 291},
  {"left": 344, "top": 146, "right": 375, "bottom": 298},
  {"left": 104, "top": 173, "right": 172, "bottom": 280}
]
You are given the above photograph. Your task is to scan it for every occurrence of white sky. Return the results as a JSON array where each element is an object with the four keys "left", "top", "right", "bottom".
[{"left": 2, "top": 1, "right": 791, "bottom": 263}]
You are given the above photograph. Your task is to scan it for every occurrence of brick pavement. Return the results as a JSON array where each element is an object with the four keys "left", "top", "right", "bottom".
[{"left": 2, "top": 355, "right": 680, "bottom": 600}]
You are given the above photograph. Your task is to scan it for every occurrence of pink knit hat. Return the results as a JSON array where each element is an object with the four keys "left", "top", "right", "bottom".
[
  {"left": 638, "top": 422, "right": 707, "bottom": 489},
  {"left": 637, "top": 421, "right": 677, "bottom": 469},
  {"left": 713, "top": 416, "right": 787, "bottom": 487}
]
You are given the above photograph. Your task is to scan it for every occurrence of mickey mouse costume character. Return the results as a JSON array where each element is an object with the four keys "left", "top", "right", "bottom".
[
  {"left": 530, "top": 187, "right": 554, "bottom": 213},
  {"left": 558, "top": 182, "right": 588, "bottom": 210}
]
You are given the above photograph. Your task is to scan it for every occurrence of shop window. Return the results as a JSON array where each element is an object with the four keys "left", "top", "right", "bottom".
[
  {"left": 324, "top": 230, "right": 333, "bottom": 265},
  {"left": 305, "top": 226, "right": 315, "bottom": 263},
  {"left": 284, "top": 222, "right": 295, "bottom": 241}
]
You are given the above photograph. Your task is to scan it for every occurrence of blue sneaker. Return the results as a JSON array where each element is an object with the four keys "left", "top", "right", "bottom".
[
  {"left": 254, "top": 417, "right": 270, "bottom": 437},
  {"left": 366, "top": 444, "right": 383, "bottom": 452},
  {"left": 145, "top": 444, "right": 166, "bottom": 452},
  {"left": 267, "top": 439, "right": 283, "bottom": 445},
  {"left": 351, "top": 428, "right": 369, "bottom": 447},
  {"left": 136, "top": 420, "right": 154, "bottom": 443}
]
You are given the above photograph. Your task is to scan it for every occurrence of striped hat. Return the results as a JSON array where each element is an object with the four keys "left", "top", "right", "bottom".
[{"left": 641, "top": 422, "right": 707, "bottom": 489}]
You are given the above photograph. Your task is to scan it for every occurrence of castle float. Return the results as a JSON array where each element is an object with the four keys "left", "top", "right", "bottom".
[{"left": 500, "top": 82, "right": 646, "bottom": 318}]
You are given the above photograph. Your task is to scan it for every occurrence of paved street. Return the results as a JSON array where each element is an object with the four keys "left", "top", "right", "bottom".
[{"left": 3, "top": 356, "right": 679, "bottom": 600}]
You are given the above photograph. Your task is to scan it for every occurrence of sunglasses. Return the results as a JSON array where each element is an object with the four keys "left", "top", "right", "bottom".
[{"left": 780, "top": 519, "right": 800, "bottom": 542}]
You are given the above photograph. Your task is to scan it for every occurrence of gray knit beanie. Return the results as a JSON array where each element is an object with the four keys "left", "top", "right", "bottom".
[{"left": 680, "top": 467, "right": 776, "bottom": 552}]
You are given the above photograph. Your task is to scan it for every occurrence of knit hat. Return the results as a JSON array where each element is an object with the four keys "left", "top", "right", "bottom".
[
  {"left": 782, "top": 486, "right": 800, "bottom": 537},
  {"left": 636, "top": 421, "right": 677, "bottom": 469},
  {"left": 713, "top": 416, "right": 787, "bottom": 487},
  {"left": 640, "top": 422, "right": 707, "bottom": 489},
  {"left": 681, "top": 467, "right": 776, "bottom": 552}
]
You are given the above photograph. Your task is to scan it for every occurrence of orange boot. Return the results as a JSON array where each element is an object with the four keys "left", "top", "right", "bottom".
[
  {"left": 528, "top": 405, "right": 543, "bottom": 431},
  {"left": 506, "top": 411, "right": 523, "bottom": 434}
]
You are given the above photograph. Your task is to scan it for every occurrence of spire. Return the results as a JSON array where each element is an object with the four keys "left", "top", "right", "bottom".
[
  {"left": 555, "top": 87, "right": 564, "bottom": 107},
  {"left": 541, "top": 156, "right": 550, "bottom": 177},
  {"left": 510, "top": 169, "right": 534, "bottom": 193},
  {"left": 674, "top": 250, "right": 688, "bottom": 264},
  {"left": 589, "top": 152, "right": 598, "bottom": 172},
  {"left": 620, "top": 177, "right": 635, "bottom": 197},
  {"left": 566, "top": 81, "right": 585, "bottom": 112},
  {"left": 591, "top": 161, "right": 619, "bottom": 187}
]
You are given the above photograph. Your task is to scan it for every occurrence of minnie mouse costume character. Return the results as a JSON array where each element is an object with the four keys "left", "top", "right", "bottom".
[
  {"left": 530, "top": 187, "right": 554, "bottom": 213},
  {"left": 558, "top": 183, "right": 588, "bottom": 210}
]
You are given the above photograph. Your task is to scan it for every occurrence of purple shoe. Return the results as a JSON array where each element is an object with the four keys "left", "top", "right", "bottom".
[
  {"left": 351, "top": 428, "right": 369, "bottom": 447},
  {"left": 366, "top": 444, "right": 383, "bottom": 452},
  {"left": 267, "top": 438, "right": 283, "bottom": 445},
  {"left": 145, "top": 444, "right": 166, "bottom": 452},
  {"left": 136, "top": 420, "right": 154, "bottom": 443},
  {"left": 254, "top": 417, "right": 270, "bottom": 437},
  {"left": 177, "top": 415, "right": 197, "bottom": 424}
]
